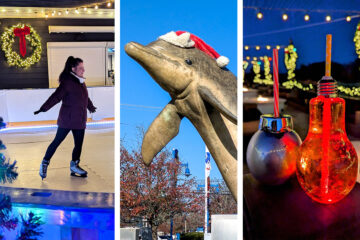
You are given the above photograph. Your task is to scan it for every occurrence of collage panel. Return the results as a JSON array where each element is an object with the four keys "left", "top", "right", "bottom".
[
  {"left": 244, "top": 1, "right": 360, "bottom": 239},
  {"left": 0, "top": 1, "right": 115, "bottom": 239},
  {"left": 120, "top": 0, "right": 238, "bottom": 239}
]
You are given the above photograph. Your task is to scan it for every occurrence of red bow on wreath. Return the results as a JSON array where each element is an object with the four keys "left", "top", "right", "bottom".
[{"left": 13, "top": 26, "right": 30, "bottom": 57}]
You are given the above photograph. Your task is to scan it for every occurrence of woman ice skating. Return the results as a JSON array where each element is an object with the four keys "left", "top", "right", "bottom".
[{"left": 34, "top": 56, "right": 97, "bottom": 180}]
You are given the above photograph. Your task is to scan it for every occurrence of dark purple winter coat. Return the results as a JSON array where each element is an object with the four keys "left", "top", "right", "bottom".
[{"left": 40, "top": 73, "right": 96, "bottom": 129}]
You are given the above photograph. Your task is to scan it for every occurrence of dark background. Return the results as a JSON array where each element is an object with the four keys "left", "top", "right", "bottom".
[{"left": 244, "top": 0, "right": 360, "bottom": 74}]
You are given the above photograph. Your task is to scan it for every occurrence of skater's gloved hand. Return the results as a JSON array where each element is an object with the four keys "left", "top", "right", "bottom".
[
  {"left": 34, "top": 109, "right": 42, "bottom": 115},
  {"left": 89, "top": 106, "right": 97, "bottom": 113}
]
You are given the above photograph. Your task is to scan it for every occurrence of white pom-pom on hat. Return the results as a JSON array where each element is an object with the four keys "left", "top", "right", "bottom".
[
  {"left": 216, "top": 56, "right": 230, "bottom": 68},
  {"left": 159, "top": 30, "right": 230, "bottom": 68}
]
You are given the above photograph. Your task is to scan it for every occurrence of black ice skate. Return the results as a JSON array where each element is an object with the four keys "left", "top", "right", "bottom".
[
  {"left": 70, "top": 160, "right": 87, "bottom": 177},
  {"left": 39, "top": 159, "right": 49, "bottom": 180}
]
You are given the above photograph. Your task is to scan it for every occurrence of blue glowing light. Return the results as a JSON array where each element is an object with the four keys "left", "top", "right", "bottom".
[
  {"left": 7, "top": 204, "right": 114, "bottom": 240},
  {"left": 0, "top": 117, "right": 6, "bottom": 129},
  {"left": 0, "top": 121, "right": 114, "bottom": 133}
]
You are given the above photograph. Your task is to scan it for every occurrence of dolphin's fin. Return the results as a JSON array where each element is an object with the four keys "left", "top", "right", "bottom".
[
  {"left": 142, "top": 102, "right": 183, "bottom": 166},
  {"left": 198, "top": 86, "right": 237, "bottom": 124}
]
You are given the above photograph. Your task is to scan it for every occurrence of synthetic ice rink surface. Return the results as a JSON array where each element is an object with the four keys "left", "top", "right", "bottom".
[{"left": 0, "top": 125, "right": 114, "bottom": 193}]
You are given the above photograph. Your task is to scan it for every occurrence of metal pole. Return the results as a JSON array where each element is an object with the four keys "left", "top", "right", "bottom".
[
  {"left": 204, "top": 146, "right": 211, "bottom": 234},
  {"left": 170, "top": 219, "right": 173, "bottom": 240},
  {"left": 170, "top": 149, "right": 178, "bottom": 240}
]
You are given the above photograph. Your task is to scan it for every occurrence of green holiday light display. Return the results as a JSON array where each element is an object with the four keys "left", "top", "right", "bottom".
[
  {"left": 252, "top": 57, "right": 273, "bottom": 85},
  {"left": 243, "top": 60, "right": 249, "bottom": 82},
  {"left": 252, "top": 60, "right": 262, "bottom": 84},
  {"left": 247, "top": 23, "right": 360, "bottom": 97},
  {"left": 354, "top": 22, "right": 360, "bottom": 58},
  {"left": 263, "top": 56, "right": 273, "bottom": 84},
  {"left": 284, "top": 43, "right": 298, "bottom": 80}
]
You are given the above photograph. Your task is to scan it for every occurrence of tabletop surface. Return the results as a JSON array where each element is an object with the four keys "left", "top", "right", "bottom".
[{"left": 244, "top": 173, "right": 360, "bottom": 240}]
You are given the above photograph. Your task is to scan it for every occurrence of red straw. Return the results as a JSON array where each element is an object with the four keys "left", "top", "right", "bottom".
[{"left": 273, "top": 49, "right": 279, "bottom": 117}]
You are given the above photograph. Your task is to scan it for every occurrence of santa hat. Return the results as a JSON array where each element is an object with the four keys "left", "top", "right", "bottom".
[{"left": 158, "top": 31, "right": 230, "bottom": 68}]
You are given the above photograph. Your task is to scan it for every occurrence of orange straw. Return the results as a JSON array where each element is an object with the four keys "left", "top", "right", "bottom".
[{"left": 325, "top": 34, "right": 332, "bottom": 77}]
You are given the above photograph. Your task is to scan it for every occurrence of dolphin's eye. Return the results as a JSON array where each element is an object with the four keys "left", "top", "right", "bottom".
[{"left": 185, "top": 59, "right": 192, "bottom": 65}]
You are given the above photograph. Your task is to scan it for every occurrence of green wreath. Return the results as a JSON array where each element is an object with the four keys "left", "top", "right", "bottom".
[{"left": 1, "top": 23, "right": 42, "bottom": 68}]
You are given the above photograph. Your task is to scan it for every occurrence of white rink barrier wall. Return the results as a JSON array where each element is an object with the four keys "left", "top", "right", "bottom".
[
  {"left": 0, "top": 86, "right": 114, "bottom": 123},
  {"left": 211, "top": 214, "right": 238, "bottom": 240}
]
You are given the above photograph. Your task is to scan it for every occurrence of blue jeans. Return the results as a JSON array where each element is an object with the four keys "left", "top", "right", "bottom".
[{"left": 44, "top": 127, "right": 85, "bottom": 162}]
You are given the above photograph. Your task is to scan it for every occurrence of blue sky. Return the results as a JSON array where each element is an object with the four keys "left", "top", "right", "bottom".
[
  {"left": 120, "top": 0, "right": 237, "bottom": 182},
  {"left": 244, "top": 0, "right": 360, "bottom": 73}
]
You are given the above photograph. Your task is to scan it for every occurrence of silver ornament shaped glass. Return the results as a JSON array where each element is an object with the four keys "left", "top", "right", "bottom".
[{"left": 246, "top": 114, "right": 302, "bottom": 185}]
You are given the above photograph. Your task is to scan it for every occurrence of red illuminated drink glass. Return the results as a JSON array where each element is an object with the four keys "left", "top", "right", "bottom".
[{"left": 296, "top": 76, "right": 358, "bottom": 204}]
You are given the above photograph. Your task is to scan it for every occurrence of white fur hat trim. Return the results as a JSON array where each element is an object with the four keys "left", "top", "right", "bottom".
[{"left": 158, "top": 31, "right": 195, "bottom": 48}]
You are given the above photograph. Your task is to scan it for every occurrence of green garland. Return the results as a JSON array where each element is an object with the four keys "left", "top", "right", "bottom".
[
  {"left": 338, "top": 85, "right": 360, "bottom": 97},
  {"left": 1, "top": 23, "right": 42, "bottom": 68},
  {"left": 282, "top": 79, "right": 314, "bottom": 91}
]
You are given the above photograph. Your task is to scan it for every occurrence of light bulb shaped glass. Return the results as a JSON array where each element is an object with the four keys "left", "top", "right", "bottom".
[{"left": 296, "top": 77, "right": 358, "bottom": 204}]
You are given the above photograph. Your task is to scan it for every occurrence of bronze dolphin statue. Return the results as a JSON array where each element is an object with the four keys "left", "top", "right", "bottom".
[{"left": 125, "top": 34, "right": 237, "bottom": 200}]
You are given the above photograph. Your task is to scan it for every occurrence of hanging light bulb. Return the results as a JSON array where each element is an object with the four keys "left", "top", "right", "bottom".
[
  {"left": 65, "top": 9, "right": 69, "bottom": 14},
  {"left": 58, "top": 11, "right": 62, "bottom": 16},
  {"left": 75, "top": 8, "right": 79, "bottom": 14},
  {"left": 84, "top": 7, "right": 87, "bottom": 11},
  {"left": 282, "top": 13, "right": 288, "bottom": 21},
  {"left": 255, "top": 46, "right": 260, "bottom": 50},
  {"left": 51, "top": 11, "right": 55, "bottom": 16},
  {"left": 326, "top": 15, "right": 331, "bottom": 22},
  {"left": 15, "top": 9, "right": 20, "bottom": 13},
  {"left": 246, "top": 56, "right": 250, "bottom": 60},
  {"left": 266, "top": 45, "right": 271, "bottom": 50},
  {"left": 244, "top": 46, "right": 249, "bottom": 50},
  {"left": 276, "top": 45, "right": 281, "bottom": 50},
  {"left": 304, "top": 14, "right": 310, "bottom": 21},
  {"left": 346, "top": 16, "right": 351, "bottom": 22},
  {"left": 107, "top": 2, "right": 112, "bottom": 7},
  {"left": 253, "top": 57, "right": 257, "bottom": 61},
  {"left": 257, "top": 11, "right": 263, "bottom": 20},
  {"left": 1, "top": 9, "right": 6, "bottom": 13},
  {"left": 95, "top": 5, "right": 99, "bottom": 10},
  {"left": 45, "top": 13, "right": 49, "bottom": 18}
]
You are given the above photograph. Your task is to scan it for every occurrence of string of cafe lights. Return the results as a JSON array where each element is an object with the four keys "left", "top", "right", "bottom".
[
  {"left": 243, "top": 45, "right": 289, "bottom": 61},
  {"left": 0, "top": 1, "right": 114, "bottom": 19},
  {"left": 244, "top": 45, "right": 287, "bottom": 51},
  {"left": 244, "top": 56, "right": 273, "bottom": 61},
  {"left": 45, "top": 1, "right": 114, "bottom": 18},
  {"left": 47, "top": 1, "right": 114, "bottom": 18},
  {"left": 244, "top": 6, "right": 358, "bottom": 22}
]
